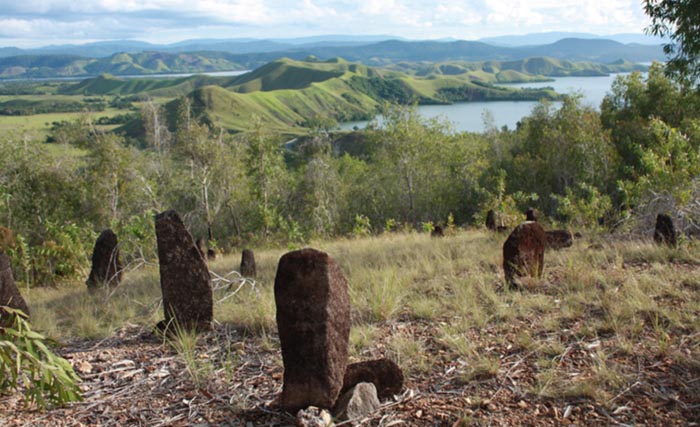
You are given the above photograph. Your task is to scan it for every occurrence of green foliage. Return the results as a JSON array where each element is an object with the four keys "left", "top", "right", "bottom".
[
  {"left": 554, "top": 183, "right": 612, "bottom": 229},
  {"left": 644, "top": 0, "right": 700, "bottom": 84},
  {"left": 0, "top": 307, "right": 82, "bottom": 408},
  {"left": 352, "top": 214, "right": 372, "bottom": 237}
]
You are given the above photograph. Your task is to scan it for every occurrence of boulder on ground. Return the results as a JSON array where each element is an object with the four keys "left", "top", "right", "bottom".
[
  {"left": 275, "top": 248, "right": 350, "bottom": 413},
  {"left": 340, "top": 358, "right": 403, "bottom": 401},
  {"left": 486, "top": 210, "right": 497, "bottom": 231},
  {"left": 503, "top": 221, "right": 546, "bottom": 288},
  {"left": 0, "top": 254, "right": 29, "bottom": 326},
  {"left": 545, "top": 230, "right": 573, "bottom": 250},
  {"left": 155, "top": 210, "right": 212, "bottom": 333},
  {"left": 654, "top": 214, "right": 677, "bottom": 247},
  {"left": 240, "top": 249, "right": 256, "bottom": 278},
  {"left": 333, "top": 382, "right": 380, "bottom": 421},
  {"left": 431, "top": 223, "right": 444, "bottom": 237},
  {"left": 86, "top": 229, "right": 123, "bottom": 291}
]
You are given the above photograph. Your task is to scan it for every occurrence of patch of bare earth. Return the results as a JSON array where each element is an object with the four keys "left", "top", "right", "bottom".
[{"left": 2, "top": 312, "right": 699, "bottom": 427}]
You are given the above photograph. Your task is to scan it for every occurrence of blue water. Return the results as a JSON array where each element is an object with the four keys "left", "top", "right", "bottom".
[{"left": 339, "top": 73, "right": 632, "bottom": 133}]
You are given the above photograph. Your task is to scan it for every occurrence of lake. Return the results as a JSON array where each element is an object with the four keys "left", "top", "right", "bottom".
[{"left": 338, "top": 73, "right": 632, "bottom": 133}]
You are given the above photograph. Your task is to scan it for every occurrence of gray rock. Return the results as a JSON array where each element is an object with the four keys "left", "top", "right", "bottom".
[{"left": 334, "top": 382, "right": 380, "bottom": 421}]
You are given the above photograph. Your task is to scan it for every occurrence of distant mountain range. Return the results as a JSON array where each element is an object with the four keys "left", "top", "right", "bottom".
[
  {"left": 477, "top": 32, "right": 666, "bottom": 46},
  {"left": 0, "top": 35, "right": 665, "bottom": 80}
]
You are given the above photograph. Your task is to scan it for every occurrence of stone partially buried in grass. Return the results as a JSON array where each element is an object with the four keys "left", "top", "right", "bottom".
[
  {"left": 275, "top": 248, "right": 350, "bottom": 413},
  {"left": 155, "top": 210, "right": 212, "bottom": 333},
  {"left": 240, "top": 249, "right": 256, "bottom": 278},
  {"left": 654, "top": 213, "right": 677, "bottom": 247},
  {"left": 340, "top": 358, "right": 403, "bottom": 401},
  {"left": 0, "top": 253, "right": 29, "bottom": 326},
  {"left": 86, "top": 228, "right": 123, "bottom": 291},
  {"left": 503, "top": 221, "right": 546, "bottom": 288},
  {"left": 545, "top": 230, "right": 574, "bottom": 250}
]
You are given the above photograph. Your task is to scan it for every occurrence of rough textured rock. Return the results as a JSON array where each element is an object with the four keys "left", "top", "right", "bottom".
[
  {"left": 296, "top": 406, "right": 334, "bottom": 427},
  {"left": 240, "top": 249, "right": 256, "bottom": 278},
  {"left": 341, "top": 358, "right": 404, "bottom": 401},
  {"left": 525, "top": 207, "right": 538, "bottom": 222},
  {"left": 206, "top": 248, "right": 217, "bottom": 260},
  {"left": 654, "top": 214, "right": 677, "bottom": 247},
  {"left": 275, "top": 248, "right": 350, "bottom": 413},
  {"left": 545, "top": 230, "right": 574, "bottom": 250},
  {"left": 0, "top": 254, "right": 29, "bottom": 326},
  {"left": 155, "top": 210, "right": 212, "bottom": 333},
  {"left": 486, "top": 210, "right": 497, "bottom": 230},
  {"left": 334, "top": 382, "right": 380, "bottom": 421},
  {"left": 86, "top": 229, "right": 122, "bottom": 291},
  {"left": 503, "top": 221, "right": 546, "bottom": 287}
]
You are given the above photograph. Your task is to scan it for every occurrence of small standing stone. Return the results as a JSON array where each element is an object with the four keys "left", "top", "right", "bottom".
[
  {"left": 86, "top": 229, "right": 122, "bottom": 291},
  {"left": 525, "top": 207, "right": 538, "bottom": 222},
  {"left": 545, "top": 230, "right": 574, "bottom": 250},
  {"left": 654, "top": 214, "right": 677, "bottom": 247},
  {"left": 503, "top": 222, "right": 546, "bottom": 288},
  {"left": 431, "top": 223, "right": 444, "bottom": 237},
  {"left": 275, "top": 248, "right": 350, "bottom": 413},
  {"left": 0, "top": 254, "right": 29, "bottom": 326},
  {"left": 341, "top": 358, "right": 403, "bottom": 401},
  {"left": 240, "top": 249, "right": 256, "bottom": 278},
  {"left": 155, "top": 210, "right": 213, "bottom": 333},
  {"left": 486, "top": 210, "right": 497, "bottom": 230}
]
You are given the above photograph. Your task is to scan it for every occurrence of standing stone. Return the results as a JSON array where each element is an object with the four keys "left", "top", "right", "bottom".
[
  {"left": 195, "top": 237, "right": 207, "bottom": 259},
  {"left": 545, "top": 230, "right": 574, "bottom": 250},
  {"left": 86, "top": 229, "right": 122, "bottom": 291},
  {"left": 155, "top": 210, "right": 212, "bottom": 332},
  {"left": 486, "top": 210, "right": 497, "bottom": 231},
  {"left": 0, "top": 254, "right": 29, "bottom": 326},
  {"left": 240, "top": 249, "right": 256, "bottom": 278},
  {"left": 431, "top": 223, "right": 444, "bottom": 237},
  {"left": 275, "top": 248, "right": 350, "bottom": 413},
  {"left": 340, "top": 358, "right": 403, "bottom": 401},
  {"left": 654, "top": 214, "right": 677, "bottom": 247},
  {"left": 525, "top": 207, "right": 538, "bottom": 222},
  {"left": 503, "top": 222, "right": 546, "bottom": 287}
]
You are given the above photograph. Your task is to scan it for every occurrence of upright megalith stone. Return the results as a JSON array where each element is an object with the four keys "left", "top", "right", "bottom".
[
  {"left": 486, "top": 210, "right": 497, "bottom": 231},
  {"left": 274, "top": 248, "right": 350, "bottom": 413},
  {"left": 0, "top": 254, "right": 29, "bottom": 326},
  {"left": 503, "top": 222, "right": 546, "bottom": 288},
  {"left": 525, "top": 207, "right": 538, "bottom": 222},
  {"left": 155, "top": 210, "right": 212, "bottom": 332},
  {"left": 86, "top": 229, "right": 122, "bottom": 291},
  {"left": 240, "top": 249, "right": 256, "bottom": 278},
  {"left": 545, "top": 230, "right": 574, "bottom": 250},
  {"left": 654, "top": 214, "right": 677, "bottom": 247},
  {"left": 431, "top": 223, "right": 444, "bottom": 237}
]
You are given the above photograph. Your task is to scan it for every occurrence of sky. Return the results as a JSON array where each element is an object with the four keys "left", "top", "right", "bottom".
[{"left": 0, "top": 0, "right": 653, "bottom": 48}]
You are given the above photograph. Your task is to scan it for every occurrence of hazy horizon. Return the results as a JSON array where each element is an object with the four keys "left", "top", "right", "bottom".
[{"left": 0, "top": 0, "right": 653, "bottom": 49}]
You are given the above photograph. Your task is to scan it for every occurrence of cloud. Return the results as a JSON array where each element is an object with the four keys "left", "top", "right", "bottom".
[{"left": 0, "top": 0, "right": 653, "bottom": 47}]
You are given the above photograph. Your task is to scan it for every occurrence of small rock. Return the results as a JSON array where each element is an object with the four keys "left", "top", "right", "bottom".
[
  {"left": 296, "top": 406, "right": 334, "bottom": 427},
  {"left": 518, "top": 400, "right": 528, "bottom": 409},
  {"left": 486, "top": 403, "right": 497, "bottom": 412},
  {"left": 334, "top": 382, "right": 380, "bottom": 421},
  {"left": 76, "top": 360, "right": 93, "bottom": 374},
  {"left": 415, "top": 409, "right": 423, "bottom": 418}
]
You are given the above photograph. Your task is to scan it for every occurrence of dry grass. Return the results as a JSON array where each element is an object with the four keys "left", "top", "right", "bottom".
[{"left": 19, "top": 228, "right": 700, "bottom": 417}]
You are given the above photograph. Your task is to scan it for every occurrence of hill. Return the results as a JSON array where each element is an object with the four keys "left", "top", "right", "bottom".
[{"left": 0, "top": 38, "right": 662, "bottom": 80}]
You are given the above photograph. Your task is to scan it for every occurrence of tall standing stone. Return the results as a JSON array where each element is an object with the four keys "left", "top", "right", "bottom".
[
  {"left": 0, "top": 254, "right": 29, "bottom": 326},
  {"left": 240, "top": 249, "right": 256, "bottom": 278},
  {"left": 86, "top": 229, "right": 122, "bottom": 291},
  {"left": 274, "top": 248, "right": 350, "bottom": 413},
  {"left": 155, "top": 210, "right": 212, "bottom": 332},
  {"left": 525, "top": 207, "right": 538, "bottom": 222},
  {"left": 486, "top": 210, "right": 497, "bottom": 231},
  {"left": 654, "top": 214, "right": 677, "bottom": 247},
  {"left": 503, "top": 222, "right": 546, "bottom": 287}
]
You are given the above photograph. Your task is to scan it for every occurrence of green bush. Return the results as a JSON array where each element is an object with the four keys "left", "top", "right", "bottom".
[{"left": 0, "top": 307, "right": 82, "bottom": 408}]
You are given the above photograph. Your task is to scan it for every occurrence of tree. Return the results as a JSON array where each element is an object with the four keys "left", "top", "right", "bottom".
[{"left": 644, "top": 0, "right": 700, "bottom": 84}]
